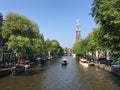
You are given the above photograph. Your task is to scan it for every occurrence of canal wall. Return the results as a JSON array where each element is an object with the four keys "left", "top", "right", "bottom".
[
  {"left": 0, "top": 68, "right": 11, "bottom": 77},
  {"left": 95, "top": 63, "right": 120, "bottom": 76}
]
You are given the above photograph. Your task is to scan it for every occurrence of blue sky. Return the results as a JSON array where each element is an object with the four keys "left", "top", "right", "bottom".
[{"left": 0, "top": 0, "right": 96, "bottom": 48}]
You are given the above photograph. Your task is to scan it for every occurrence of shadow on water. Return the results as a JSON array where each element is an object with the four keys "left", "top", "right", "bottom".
[
  {"left": 13, "top": 63, "right": 49, "bottom": 76},
  {"left": 0, "top": 71, "right": 11, "bottom": 78},
  {"left": 17, "top": 58, "right": 59, "bottom": 76},
  {"left": 61, "top": 65, "right": 67, "bottom": 70},
  {"left": 110, "top": 73, "right": 120, "bottom": 86}
]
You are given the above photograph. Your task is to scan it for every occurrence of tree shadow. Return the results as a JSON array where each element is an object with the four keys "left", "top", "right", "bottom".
[{"left": 13, "top": 64, "right": 49, "bottom": 76}]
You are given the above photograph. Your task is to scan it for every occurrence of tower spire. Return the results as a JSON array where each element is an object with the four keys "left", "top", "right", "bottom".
[
  {"left": 75, "top": 19, "right": 81, "bottom": 43},
  {"left": 76, "top": 19, "right": 80, "bottom": 27}
]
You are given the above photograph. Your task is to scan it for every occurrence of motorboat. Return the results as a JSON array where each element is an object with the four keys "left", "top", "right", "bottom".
[
  {"left": 61, "top": 59, "right": 67, "bottom": 65},
  {"left": 79, "top": 59, "right": 88, "bottom": 67}
]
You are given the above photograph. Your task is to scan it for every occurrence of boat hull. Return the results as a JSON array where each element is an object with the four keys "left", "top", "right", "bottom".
[
  {"left": 11, "top": 65, "right": 25, "bottom": 75},
  {"left": 79, "top": 61, "right": 88, "bottom": 67}
]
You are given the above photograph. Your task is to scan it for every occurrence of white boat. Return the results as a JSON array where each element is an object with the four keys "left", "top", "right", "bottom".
[
  {"left": 79, "top": 59, "right": 88, "bottom": 67},
  {"left": 72, "top": 54, "right": 76, "bottom": 58}
]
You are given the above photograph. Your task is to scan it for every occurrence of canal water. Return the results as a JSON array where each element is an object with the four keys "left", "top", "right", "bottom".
[{"left": 0, "top": 56, "right": 120, "bottom": 90}]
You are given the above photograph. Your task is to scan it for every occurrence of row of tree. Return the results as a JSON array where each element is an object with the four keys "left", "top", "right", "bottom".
[
  {"left": 0, "top": 12, "right": 63, "bottom": 60},
  {"left": 72, "top": 0, "right": 120, "bottom": 63}
]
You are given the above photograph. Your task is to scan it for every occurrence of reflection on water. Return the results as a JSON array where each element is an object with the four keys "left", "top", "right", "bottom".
[{"left": 0, "top": 56, "right": 120, "bottom": 90}]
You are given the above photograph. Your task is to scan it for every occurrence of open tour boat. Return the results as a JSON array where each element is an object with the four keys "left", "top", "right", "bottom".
[{"left": 61, "top": 59, "right": 67, "bottom": 65}]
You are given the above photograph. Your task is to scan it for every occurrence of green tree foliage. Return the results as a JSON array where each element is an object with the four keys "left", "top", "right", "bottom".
[
  {"left": 2, "top": 12, "right": 44, "bottom": 59},
  {"left": 6, "top": 36, "right": 31, "bottom": 59},
  {"left": 45, "top": 39, "right": 63, "bottom": 56},
  {"left": 45, "top": 39, "right": 52, "bottom": 52},
  {"left": 32, "top": 34, "right": 46, "bottom": 57},
  {"left": 2, "top": 12, "right": 39, "bottom": 39},
  {"left": 51, "top": 40, "right": 59, "bottom": 52},
  {"left": 64, "top": 48, "right": 69, "bottom": 53},
  {"left": 91, "top": 0, "right": 120, "bottom": 62},
  {"left": 91, "top": 0, "right": 120, "bottom": 26},
  {"left": 86, "top": 27, "right": 104, "bottom": 51},
  {"left": 72, "top": 39, "right": 88, "bottom": 55}
]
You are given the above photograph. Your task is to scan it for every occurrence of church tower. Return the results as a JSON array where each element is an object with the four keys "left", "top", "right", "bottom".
[{"left": 76, "top": 19, "right": 81, "bottom": 43}]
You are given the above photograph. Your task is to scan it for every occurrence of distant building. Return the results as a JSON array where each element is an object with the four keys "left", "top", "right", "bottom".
[{"left": 75, "top": 19, "right": 81, "bottom": 43}]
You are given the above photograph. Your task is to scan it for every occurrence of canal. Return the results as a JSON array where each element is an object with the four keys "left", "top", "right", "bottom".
[{"left": 0, "top": 56, "right": 120, "bottom": 90}]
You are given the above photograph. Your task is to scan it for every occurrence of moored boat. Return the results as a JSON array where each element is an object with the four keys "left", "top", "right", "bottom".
[
  {"left": 11, "top": 65, "right": 25, "bottom": 75},
  {"left": 88, "top": 62, "right": 95, "bottom": 66},
  {"left": 61, "top": 59, "right": 67, "bottom": 65},
  {"left": 79, "top": 59, "right": 88, "bottom": 67}
]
